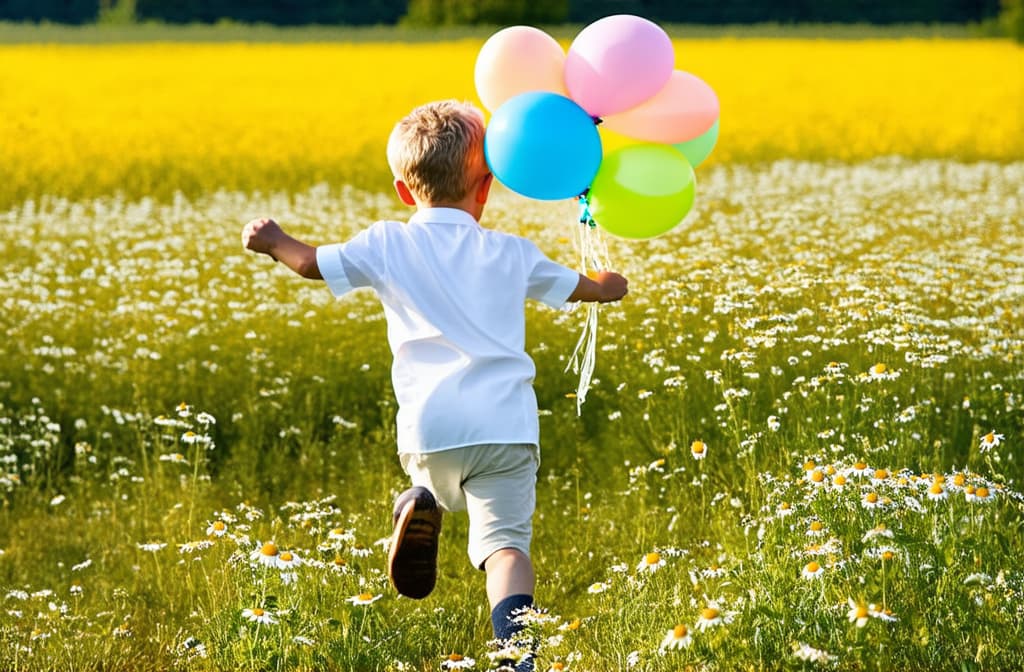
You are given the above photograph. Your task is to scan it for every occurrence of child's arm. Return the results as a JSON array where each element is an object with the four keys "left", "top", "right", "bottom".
[
  {"left": 567, "top": 270, "right": 628, "bottom": 303},
  {"left": 241, "top": 218, "right": 323, "bottom": 280}
]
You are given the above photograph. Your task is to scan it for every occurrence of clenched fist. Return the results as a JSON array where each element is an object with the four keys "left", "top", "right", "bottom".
[{"left": 242, "top": 218, "right": 283, "bottom": 258}]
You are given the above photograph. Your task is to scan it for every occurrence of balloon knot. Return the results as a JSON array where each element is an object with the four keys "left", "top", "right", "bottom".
[{"left": 592, "top": 116, "right": 603, "bottom": 125}]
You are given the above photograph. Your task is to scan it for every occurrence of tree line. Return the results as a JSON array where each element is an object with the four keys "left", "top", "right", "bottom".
[{"left": 0, "top": 0, "right": 1007, "bottom": 27}]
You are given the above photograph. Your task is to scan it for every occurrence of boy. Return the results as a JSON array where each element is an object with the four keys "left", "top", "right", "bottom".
[{"left": 241, "top": 100, "right": 627, "bottom": 666}]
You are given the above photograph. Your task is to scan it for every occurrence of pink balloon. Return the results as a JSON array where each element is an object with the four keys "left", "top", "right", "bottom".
[
  {"left": 474, "top": 26, "right": 569, "bottom": 112},
  {"left": 565, "top": 15, "right": 675, "bottom": 118},
  {"left": 602, "top": 70, "right": 719, "bottom": 144}
]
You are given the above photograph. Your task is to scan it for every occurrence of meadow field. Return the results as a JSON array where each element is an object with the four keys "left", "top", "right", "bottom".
[{"left": 1, "top": 29, "right": 1023, "bottom": 671}]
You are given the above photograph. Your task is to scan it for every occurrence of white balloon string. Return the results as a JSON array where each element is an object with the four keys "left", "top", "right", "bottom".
[{"left": 565, "top": 195, "right": 610, "bottom": 415}]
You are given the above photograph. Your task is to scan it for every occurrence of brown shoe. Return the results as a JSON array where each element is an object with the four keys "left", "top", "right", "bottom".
[{"left": 387, "top": 486, "right": 442, "bottom": 599}]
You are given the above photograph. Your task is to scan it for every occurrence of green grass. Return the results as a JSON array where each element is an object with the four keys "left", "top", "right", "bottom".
[
  {"left": 0, "top": 20, "right": 983, "bottom": 44},
  {"left": 1, "top": 159, "right": 1023, "bottom": 670}
]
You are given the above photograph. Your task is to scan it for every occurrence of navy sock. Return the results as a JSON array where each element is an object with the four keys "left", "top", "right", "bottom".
[
  {"left": 491, "top": 594, "right": 535, "bottom": 672},
  {"left": 490, "top": 593, "right": 533, "bottom": 641}
]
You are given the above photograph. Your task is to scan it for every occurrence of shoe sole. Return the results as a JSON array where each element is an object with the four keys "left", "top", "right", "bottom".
[{"left": 388, "top": 499, "right": 442, "bottom": 599}]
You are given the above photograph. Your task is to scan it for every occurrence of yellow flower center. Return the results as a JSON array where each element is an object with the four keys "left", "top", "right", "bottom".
[
  {"left": 872, "top": 363, "right": 886, "bottom": 374},
  {"left": 252, "top": 608, "right": 264, "bottom": 617},
  {"left": 833, "top": 475, "right": 847, "bottom": 486},
  {"left": 806, "top": 561, "right": 821, "bottom": 573},
  {"left": 811, "top": 470, "right": 825, "bottom": 483},
  {"left": 213, "top": 521, "right": 226, "bottom": 531},
  {"left": 691, "top": 441, "right": 705, "bottom": 455},
  {"left": 447, "top": 653, "right": 464, "bottom": 661},
  {"left": 673, "top": 624, "right": 688, "bottom": 638},
  {"left": 701, "top": 607, "right": 719, "bottom": 620},
  {"left": 279, "top": 552, "right": 293, "bottom": 562},
  {"left": 881, "top": 551, "right": 895, "bottom": 561},
  {"left": 333, "top": 556, "right": 346, "bottom": 567},
  {"left": 645, "top": 552, "right": 661, "bottom": 565},
  {"left": 854, "top": 461, "right": 867, "bottom": 470},
  {"left": 803, "top": 460, "right": 816, "bottom": 471},
  {"left": 953, "top": 474, "right": 966, "bottom": 486},
  {"left": 933, "top": 473, "right": 945, "bottom": 484},
  {"left": 874, "top": 469, "right": 888, "bottom": 480},
  {"left": 779, "top": 502, "right": 791, "bottom": 510},
  {"left": 357, "top": 593, "right": 373, "bottom": 601},
  {"left": 552, "top": 663, "right": 566, "bottom": 671},
  {"left": 826, "top": 465, "right": 836, "bottom": 475},
  {"left": 929, "top": 483, "right": 944, "bottom": 495},
  {"left": 983, "top": 431, "right": 994, "bottom": 443},
  {"left": 260, "top": 543, "right": 279, "bottom": 557},
  {"left": 809, "top": 521, "right": 824, "bottom": 532},
  {"left": 865, "top": 492, "right": 879, "bottom": 503},
  {"left": 976, "top": 487, "right": 990, "bottom": 498},
  {"left": 855, "top": 605, "right": 869, "bottom": 618},
  {"left": 965, "top": 485, "right": 976, "bottom": 495}
]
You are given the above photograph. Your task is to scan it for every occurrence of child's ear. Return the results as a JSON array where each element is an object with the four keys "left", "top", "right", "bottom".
[
  {"left": 394, "top": 180, "right": 417, "bottom": 206},
  {"left": 475, "top": 172, "right": 493, "bottom": 204}
]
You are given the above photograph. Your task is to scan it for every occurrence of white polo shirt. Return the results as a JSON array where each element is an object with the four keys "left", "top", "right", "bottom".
[{"left": 316, "top": 207, "right": 580, "bottom": 454}]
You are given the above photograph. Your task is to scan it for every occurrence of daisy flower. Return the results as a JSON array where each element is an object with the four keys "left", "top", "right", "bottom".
[
  {"left": 847, "top": 599, "right": 870, "bottom": 627},
  {"left": 159, "top": 453, "right": 188, "bottom": 464},
  {"left": 793, "top": 642, "right": 835, "bottom": 664},
  {"left": 776, "top": 501, "right": 794, "bottom": 518},
  {"left": 979, "top": 431, "right": 1004, "bottom": 452},
  {"left": 871, "top": 468, "right": 890, "bottom": 484},
  {"left": 868, "top": 604, "right": 898, "bottom": 622},
  {"left": 801, "top": 561, "right": 824, "bottom": 580},
  {"left": 251, "top": 541, "right": 281, "bottom": 568},
  {"left": 806, "top": 520, "right": 826, "bottom": 537},
  {"left": 346, "top": 592, "right": 381, "bottom": 606},
  {"left": 241, "top": 607, "right": 276, "bottom": 625},
  {"left": 637, "top": 552, "right": 666, "bottom": 573},
  {"left": 767, "top": 415, "right": 781, "bottom": 431},
  {"left": 441, "top": 653, "right": 476, "bottom": 669},
  {"left": 862, "top": 523, "right": 893, "bottom": 542},
  {"left": 137, "top": 542, "right": 166, "bottom": 553},
  {"left": 973, "top": 486, "right": 995, "bottom": 504},
  {"left": 587, "top": 582, "right": 609, "bottom": 594},
  {"left": 926, "top": 482, "right": 948, "bottom": 501},
  {"left": 861, "top": 492, "right": 881, "bottom": 509},
  {"left": 276, "top": 550, "right": 302, "bottom": 570},
  {"left": 206, "top": 520, "right": 228, "bottom": 537},
  {"left": 695, "top": 604, "right": 734, "bottom": 631},
  {"left": 849, "top": 461, "right": 871, "bottom": 477},
  {"left": 807, "top": 469, "right": 826, "bottom": 486},
  {"left": 659, "top": 624, "right": 692, "bottom": 651},
  {"left": 690, "top": 440, "right": 707, "bottom": 460}
]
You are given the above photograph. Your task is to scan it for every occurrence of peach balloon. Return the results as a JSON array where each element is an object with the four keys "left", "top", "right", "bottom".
[
  {"left": 474, "top": 26, "right": 569, "bottom": 112},
  {"left": 602, "top": 70, "right": 719, "bottom": 144}
]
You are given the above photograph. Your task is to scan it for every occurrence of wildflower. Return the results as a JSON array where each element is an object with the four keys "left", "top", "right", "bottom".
[
  {"left": 293, "top": 635, "right": 316, "bottom": 646},
  {"left": 159, "top": 453, "right": 188, "bottom": 464},
  {"left": 559, "top": 618, "right": 582, "bottom": 632},
  {"left": 861, "top": 492, "right": 881, "bottom": 509},
  {"left": 181, "top": 431, "right": 212, "bottom": 446},
  {"left": 441, "top": 653, "right": 476, "bottom": 669},
  {"left": 776, "top": 501, "right": 794, "bottom": 518},
  {"left": 871, "top": 468, "right": 890, "bottom": 484},
  {"left": 206, "top": 520, "right": 228, "bottom": 537},
  {"left": 137, "top": 542, "right": 166, "bottom": 552},
  {"left": 866, "top": 363, "right": 899, "bottom": 381},
  {"left": 276, "top": 550, "right": 302, "bottom": 570},
  {"left": 926, "top": 482, "right": 948, "bottom": 501},
  {"left": 251, "top": 542, "right": 281, "bottom": 568},
  {"left": 862, "top": 523, "right": 893, "bottom": 542},
  {"left": 832, "top": 474, "right": 847, "bottom": 488},
  {"left": 349, "top": 543, "right": 373, "bottom": 557},
  {"left": 847, "top": 599, "right": 869, "bottom": 627},
  {"left": 690, "top": 440, "right": 707, "bottom": 460},
  {"left": 112, "top": 623, "right": 132, "bottom": 638},
  {"left": 178, "top": 636, "right": 207, "bottom": 659},
  {"left": 587, "top": 582, "right": 609, "bottom": 594},
  {"left": 806, "top": 520, "right": 826, "bottom": 537},
  {"left": 973, "top": 486, "right": 994, "bottom": 503},
  {"left": 868, "top": 604, "right": 898, "bottom": 622},
  {"left": 176, "top": 402, "right": 191, "bottom": 417},
  {"left": 793, "top": 642, "right": 835, "bottom": 664},
  {"left": 241, "top": 607, "right": 277, "bottom": 624},
  {"left": 808, "top": 469, "right": 826, "bottom": 486},
  {"left": 660, "top": 624, "right": 692, "bottom": 651},
  {"left": 178, "top": 540, "right": 214, "bottom": 554},
  {"left": 979, "top": 431, "right": 1004, "bottom": 452},
  {"left": 695, "top": 604, "right": 733, "bottom": 631},
  {"left": 767, "top": 415, "right": 781, "bottom": 431},
  {"left": 801, "top": 561, "right": 824, "bottom": 580},
  {"left": 850, "top": 461, "right": 871, "bottom": 477},
  {"left": 637, "top": 552, "right": 666, "bottom": 573},
  {"left": 195, "top": 411, "right": 216, "bottom": 426},
  {"left": 49, "top": 494, "right": 66, "bottom": 506},
  {"left": 346, "top": 592, "right": 381, "bottom": 606},
  {"left": 71, "top": 558, "right": 92, "bottom": 572},
  {"left": 327, "top": 527, "right": 356, "bottom": 543}
]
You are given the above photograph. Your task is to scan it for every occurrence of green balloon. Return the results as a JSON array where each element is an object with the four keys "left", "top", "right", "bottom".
[
  {"left": 588, "top": 143, "right": 696, "bottom": 240},
  {"left": 674, "top": 118, "right": 719, "bottom": 169}
]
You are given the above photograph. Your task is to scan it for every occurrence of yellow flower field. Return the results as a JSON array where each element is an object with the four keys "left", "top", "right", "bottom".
[{"left": 1, "top": 38, "right": 1020, "bottom": 207}]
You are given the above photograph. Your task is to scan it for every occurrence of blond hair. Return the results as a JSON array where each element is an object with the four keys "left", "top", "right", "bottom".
[{"left": 386, "top": 100, "right": 486, "bottom": 204}]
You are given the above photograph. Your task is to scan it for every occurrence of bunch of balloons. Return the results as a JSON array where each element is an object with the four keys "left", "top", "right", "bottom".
[{"left": 476, "top": 15, "right": 719, "bottom": 239}]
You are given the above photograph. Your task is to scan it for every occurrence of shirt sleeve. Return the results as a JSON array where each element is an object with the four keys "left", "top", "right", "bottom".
[
  {"left": 523, "top": 240, "right": 581, "bottom": 309},
  {"left": 315, "top": 224, "right": 382, "bottom": 297}
]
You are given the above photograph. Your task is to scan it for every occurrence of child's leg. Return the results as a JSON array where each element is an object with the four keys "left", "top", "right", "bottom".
[{"left": 483, "top": 548, "right": 534, "bottom": 609}]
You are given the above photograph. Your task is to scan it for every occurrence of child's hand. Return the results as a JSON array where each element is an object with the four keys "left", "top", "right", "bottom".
[
  {"left": 242, "top": 218, "right": 283, "bottom": 257},
  {"left": 594, "top": 270, "right": 628, "bottom": 303}
]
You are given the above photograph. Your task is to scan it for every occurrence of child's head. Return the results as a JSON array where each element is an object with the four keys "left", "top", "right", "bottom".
[{"left": 386, "top": 100, "right": 487, "bottom": 206}]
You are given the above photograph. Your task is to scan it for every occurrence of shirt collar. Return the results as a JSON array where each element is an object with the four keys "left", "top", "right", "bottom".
[{"left": 408, "top": 207, "right": 480, "bottom": 227}]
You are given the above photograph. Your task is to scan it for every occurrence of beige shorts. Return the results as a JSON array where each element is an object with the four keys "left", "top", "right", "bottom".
[{"left": 400, "top": 443, "right": 539, "bottom": 570}]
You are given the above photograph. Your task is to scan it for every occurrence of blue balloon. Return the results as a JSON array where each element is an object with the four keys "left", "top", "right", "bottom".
[{"left": 484, "top": 91, "right": 602, "bottom": 201}]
